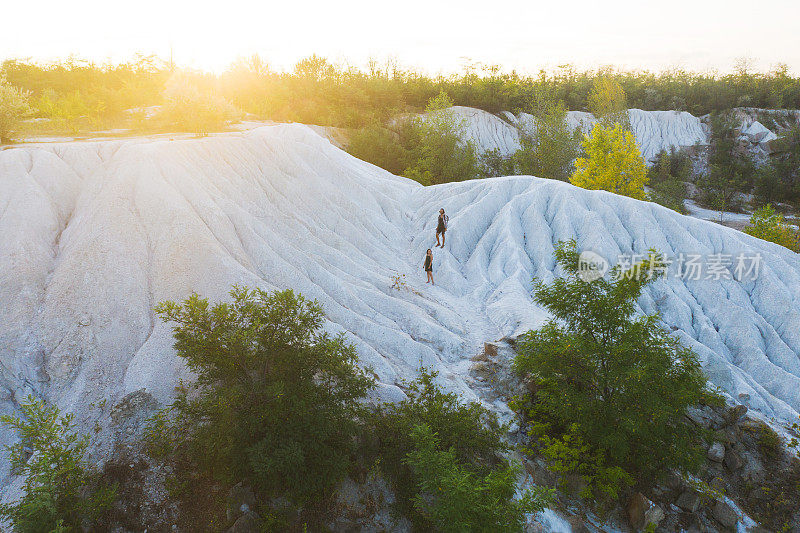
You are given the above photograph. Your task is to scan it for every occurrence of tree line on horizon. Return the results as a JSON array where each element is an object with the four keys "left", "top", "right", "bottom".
[{"left": 2, "top": 54, "right": 800, "bottom": 137}]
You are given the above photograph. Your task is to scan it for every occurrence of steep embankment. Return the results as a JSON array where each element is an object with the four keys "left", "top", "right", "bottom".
[
  {"left": 1, "top": 125, "right": 800, "bottom": 497},
  {"left": 444, "top": 105, "right": 792, "bottom": 163}
]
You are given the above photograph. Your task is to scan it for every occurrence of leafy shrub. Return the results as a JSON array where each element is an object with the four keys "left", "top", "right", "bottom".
[
  {"left": 0, "top": 75, "right": 32, "bottom": 142},
  {"left": 346, "top": 123, "right": 408, "bottom": 175},
  {"left": 403, "top": 91, "right": 479, "bottom": 185},
  {"left": 570, "top": 123, "right": 648, "bottom": 199},
  {"left": 513, "top": 100, "right": 583, "bottom": 181},
  {"left": 159, "top": 74, "right": 241, "bottom": 135},
  {"left": 647, "top": 151, "right": 690, "bottom": 213},
  {"left": 648, "top": 148, "right": 692, "bottom": 184},
  {"left": 479, "top": 148, "right": 515, "bottom": 178},
  {"left": 0, "top": 396, "right": 116, "bottom": 532},
  {"left": 369, "top": 369, "right": 506, "bottom": 502},
  {"left": 697, "top": 112, "right": 756, "bottom": 211},
  {"left": 754, "top": 421, "right": 783, "bottom": 460},
  {"left": 514, "top": 241, "right": 713, "bottom": 499},
  {"left": 403, "top": 424, "right": 549, "bottom": 532},
  {"left": 587, "top": 74, "right": 630, "bottom": 129},
  {"left": 526, "top": 422, "right": 632, "bottom": 500},
  {"left": 768, "top": 126, "right": 800, "bottom": 202},
  {"left": 146, "top": 287, "right": 375, "bottom": 505},
  {"left": 368, "top": 368, "right": 550, "bottom": 528},
  {"left": 744, "top": 204, "right": 799, "bottom": 251}
]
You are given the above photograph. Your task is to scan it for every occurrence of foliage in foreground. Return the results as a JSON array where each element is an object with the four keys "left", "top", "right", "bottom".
[
  {"left": 0, "top": 396, "right": 115, "bottom": 532},
  {"left": 744, "top": 204, "right": 799, "bottom": 251},
  {"left": 513, "top": 240, "right": 714, "bottom": 500},
  {"left": 403, "top": 424, "right": 549, "bottom": 533},
  {"left": 369, "top": 368, "right": 550, "bottom": 530},
  {"left": 570, "top": 123, "right": 648, "bottom": 199},
  {"left": 146, "top": 287, "right": 375, "bottom": 508}
]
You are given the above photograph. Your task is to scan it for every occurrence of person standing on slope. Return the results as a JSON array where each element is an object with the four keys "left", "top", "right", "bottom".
[
  {"left": 436, "top": 208, "right": 449, "bottom": 248},
  {"left": 424, "top": 249, "right": 434, "bottom": 285}
]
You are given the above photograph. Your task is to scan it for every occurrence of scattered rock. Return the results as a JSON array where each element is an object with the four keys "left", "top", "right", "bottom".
[
  {"left": 484, "top": 342, "right": 498, "bottom": 358},
  {"left": 470, "top": 350, "right": 488, "bottom": 362},
  {"left": 712, "top": 500, "right": 739, "bottom": 529},
  {"left": 686, "top": 406, "right": 724, "bottom": 429},
  {"left": 737, "top": 392, "right": 751, "bottom": 402},
  {"left": 226, "top": 483, "right": 257, "bottom": 523},
  {"left": 110, "top": 389, "right": 159, "bottom": 425},
  {"left": 740, "top": 452, "right": 766, "bottom": 483},
  {"left": 676, "top": 490, "right": 702, "bottom": 513},
  {"left": 566, "top": 515, "right": 589, "bottom": 533},
  {"left": 725, "top": 404, "right": 748, "bottom": 424},
  {"left": 663, "top": 470, "right": 684, "bottom": 491},
  {"left": 723, "top": 447, "right": 743, "bottom": 471},
  {"left": 708, "top": 442, "right": 726, "bottom": 462},
  {"left": 743, "top": 121, "right": 773, "bottom": 143},
  {"left": 226, "top": 510, "right": 261, "bottom": 533},
  {"left": 627, "top": 492, "right": 665, "bottom": 531}
]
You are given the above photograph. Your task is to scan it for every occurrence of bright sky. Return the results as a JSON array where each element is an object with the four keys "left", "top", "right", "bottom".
[{"left": 3, "top": 0, "right": 799, "bottom": 75}]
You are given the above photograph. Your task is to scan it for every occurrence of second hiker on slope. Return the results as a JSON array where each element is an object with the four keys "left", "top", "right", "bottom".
[
  {"left": 424, "top": 249, "right": 434, "bottom": 285},
  {"left": 436, "top": 208, "right": 448, "bottom": 248}
]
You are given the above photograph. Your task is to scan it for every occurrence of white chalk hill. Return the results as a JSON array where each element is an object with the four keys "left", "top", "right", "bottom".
[{"left": 1, "top": 125, "right": 800, "bottom": 489}]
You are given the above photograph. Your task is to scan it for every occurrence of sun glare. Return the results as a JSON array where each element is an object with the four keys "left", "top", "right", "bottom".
[{"left": 2, "top": 0, "right": 799, "bottom": 73}]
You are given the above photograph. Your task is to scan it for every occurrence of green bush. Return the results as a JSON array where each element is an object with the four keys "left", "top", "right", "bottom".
[
  {"left": 513, "top": 100, "right": 582, "bottom": 181},
  {"left": 514, "top": 241, "right": 713, "bottom": 499},
  {"left": 479, "top": 148, "right": 515, "bottom": 178},
  {"left": 146, "top": 287, "right": 375, "bottom": 505},
  {"left": 755, "top": 421, "right": 783, "bottom": 460},
  {"left": 403, "top": 91, "right": 479, "bottom": 185},
  {"left": 368, "top": 368, "right": 550, "bottom": 528},
  {"left": 0, "top": 396, "right": 116, "bottom": 532},
  {"left": 158, "top": 74, "right": 241, "bottom": 136},
  {"left": 526, "top": 422, "right": 632, "bottom": 500},
  {"left": 345, "top": 123, "right": 408, "bottom": 175},
  {"left": 744, "top": 204, "right": 799, "bottom": 251},
  {"left": 0, "top": 75, "right": 32, "bottom": 142},
  {"left": 403, "top": 424, "right": 549, "bottom": 532},
  {"left": 646, "top": 149, "right": 691, "bottom": 213},
  {"left": 647, "top": 156, "right": 691, "bottom": 214},
  {"left": 697, "top": 112, "right": 756, "bottom": 211}
]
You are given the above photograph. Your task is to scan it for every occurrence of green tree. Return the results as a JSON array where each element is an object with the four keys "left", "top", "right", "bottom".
[
  {"left": 346, "top": 123, "right": 408, "bottom": 175},
  {"left": 403, "top": 424, "right": 549, "bottom": 533},
  {"left": 514, "top": 241, "right": 711, "bottom": 496},
  {"left": 587, "top": 75, "right": 629, "bottom": 129},
  {"left": 403, "top": 91, "right": 479, "bottom": 185},
  {"left": 0, "top": 396, "right": 116, "bottom": 532},
  {"left": 646, "top": 148, "right": 691, "bottom": 213},
  {"left": 158, "top": 74, "right": 241, "bottom": 136},
  {"left": 744, "top": 204, "right": 799, "bottom": 251},
  {"left": 0, "top": 75, "right": 32, "bottom": 142},
  {"left": 367, "top": 368, "right": 552, "bottom": 529},
  {"left": 514, "top": 100, "right": 583, "bottom": 181},
  {"left": 697, "top": 112, "right": 755, "bottom": 212},
  {"left": 767, "top": 125, "right": 800, "bottom": 202},
  {"left": 570, "top": 123, "right": 648, "bottom": 199},
  {"left": 147, "top": 287, "right": 375, "bottom": 503}
]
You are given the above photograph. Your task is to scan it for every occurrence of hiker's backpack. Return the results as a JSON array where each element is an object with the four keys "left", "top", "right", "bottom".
[{"left": 442, "top": 214, "right": 449, "bottom": 229}]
